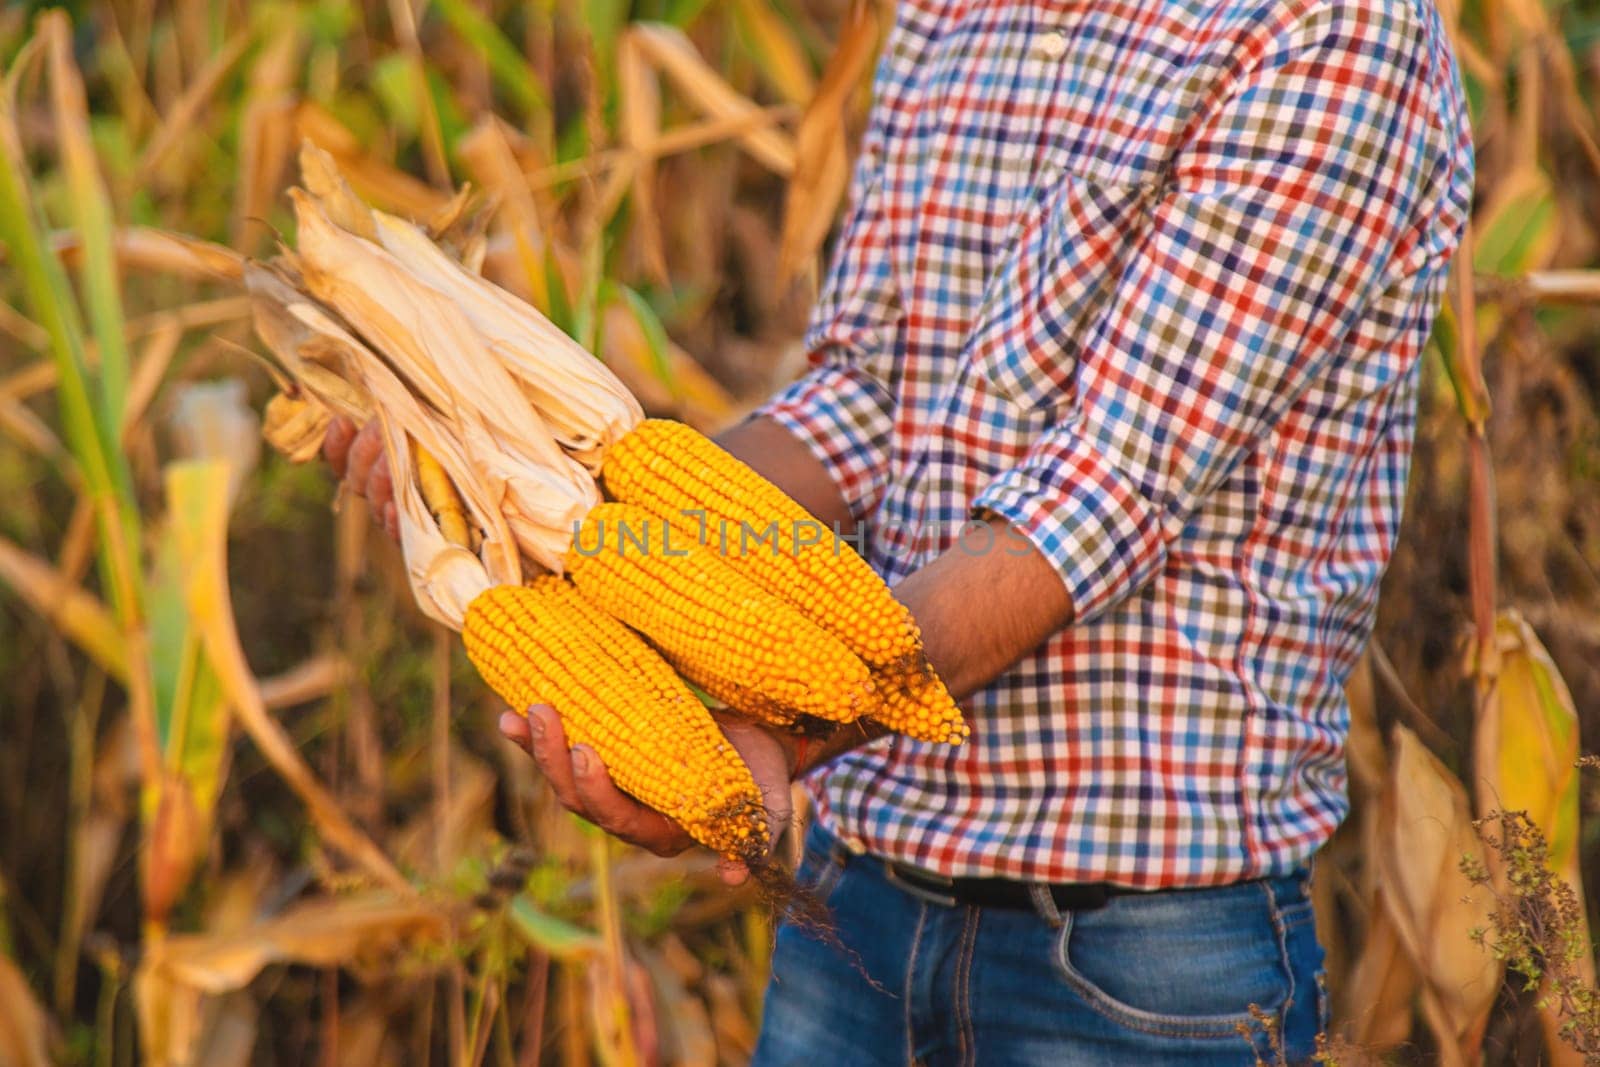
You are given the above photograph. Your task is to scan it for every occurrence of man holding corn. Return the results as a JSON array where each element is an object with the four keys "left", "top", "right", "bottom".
[{"left": 332, "top": 0, "right": 1472, "bottom": 1059}]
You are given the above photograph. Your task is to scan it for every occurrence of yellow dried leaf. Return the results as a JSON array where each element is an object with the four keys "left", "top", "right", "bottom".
[
  {"left": 243, "top": 263, "right": 373, "bottom": 423},
  {"left": 618, "top": 33, "right": 668, "bottom": 284},
  {"left": 1475, "top": 610, "right": 1593, "bottom": 1064},
  {"left": 779, "top": 0, "right": 879, "bottom": 283},
  {"left": 289, "top": 191, "right": 599, "bottom": 565},
  {"left": 151, "top": 894, "right": 449, "bottom": 995},
  {"left": 731, "top": 0, "right": 815, "bottom": 106},
  {"left": 52, "top": 227, "right": 246, "bottom": 284},
  {"left": 1345, "top": 647, "right": 1385, "bottom": 804},
  {"left": 0, "top": 950, "right": 53, "bottom": 1067},
  {"left": 1373, "top": 727, "right": 1500, "bottom": 1066},
  {"left": 1344, "top": 897, "right": 1421, "bottom": 1049},
  {"left": 627, "top": 23, "right": 796, "bottom": 175},
  {"left": 0, "top": 534, "right": 128, "bottom": 682},
  {"left": 297, "top": 140, "right": 376, "bottom": 239}
]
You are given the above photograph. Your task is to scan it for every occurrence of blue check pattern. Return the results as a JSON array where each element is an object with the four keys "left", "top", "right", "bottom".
[{"left": 759, "top": 0, "right": 1474, "bottom": 886}]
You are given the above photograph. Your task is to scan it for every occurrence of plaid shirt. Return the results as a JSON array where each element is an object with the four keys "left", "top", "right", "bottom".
[{"left": 759, "top": 0, "right": 1473, "bottom": 887}]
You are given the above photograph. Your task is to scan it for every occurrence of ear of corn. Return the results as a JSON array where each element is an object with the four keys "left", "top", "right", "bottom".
[
  {"left": 601, "top": 419, "right": 922, "bottom": 672},
  {"left": 565, "top": 502, "right": 878, "bottom": 725},
  {"left": 250, "top": 154, "right": 968, "bottom": 836},
  {"left": 602, "top": 420, "right": 969, "bottom": 744},
  {"left": 869, "top": 672, "right": 970, "bottom": 745},
  {"left": 463, "top": 577, "right": 768, "bottom": 861}
]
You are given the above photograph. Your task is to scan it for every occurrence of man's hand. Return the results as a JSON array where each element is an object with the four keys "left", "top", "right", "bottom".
[
  {"left": 498, "top": 706, "right": 797, "bottom": 885},
  {"left": 323, "top": 416, "right": 400, "bottom": 540}
]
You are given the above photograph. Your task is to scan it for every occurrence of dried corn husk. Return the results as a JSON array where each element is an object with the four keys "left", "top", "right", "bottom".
[
  {"left": 287, "top": 189, "right": 599, "bottom": 570},
  {"left": 247, "top": 148, "right": 650, "bottom": 628},
  {"left": 261, "top": 394, "right": 332, "bottom": 463},
  {"left": 244, "top": 264, "right": 373, "bottom": 425},
  {"left": 369, "top": 209, "right": 642, "bottom": 470},
  {"left": 280, "top": 296, "right": 526, "bottom": 591}
]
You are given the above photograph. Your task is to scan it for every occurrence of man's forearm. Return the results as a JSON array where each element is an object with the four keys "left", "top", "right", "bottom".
[{"left": 891, "top": 520, "right": 1074, "bottom": 700}]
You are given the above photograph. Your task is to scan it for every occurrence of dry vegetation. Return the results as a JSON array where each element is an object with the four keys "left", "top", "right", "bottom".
[{"left": 0, "top": 0, "right": 1598, "bottom": 1064}]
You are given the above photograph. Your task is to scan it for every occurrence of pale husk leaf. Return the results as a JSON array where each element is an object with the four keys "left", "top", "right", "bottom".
[
  {"left": 288, "top": 190, "right": 599, "bottom": 566},
  {"left": 369, "top": 209, "right": 642, "bottom": 470}
]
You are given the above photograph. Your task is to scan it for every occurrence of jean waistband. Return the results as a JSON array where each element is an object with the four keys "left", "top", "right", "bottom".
[{"left": 808, "top": 821, "right": 1310, "bottom": 915}]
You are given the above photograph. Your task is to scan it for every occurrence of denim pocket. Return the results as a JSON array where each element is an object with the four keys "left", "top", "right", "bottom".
[{"left": 1050, "top": 882, "right": 1292, "bottom": 1040}]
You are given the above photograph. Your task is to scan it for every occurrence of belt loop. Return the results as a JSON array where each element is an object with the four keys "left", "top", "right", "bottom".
[{"left": 1029, "top": 884, "right": 1064, "bottom": 928}]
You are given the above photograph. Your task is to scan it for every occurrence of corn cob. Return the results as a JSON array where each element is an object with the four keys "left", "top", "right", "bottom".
[
  {"left": 602, "top": 419, "right": 927, "bottom": 676},
  {"left": 565, "top": 502, "right": 878, "bottom": 724},
  {"left": 870, "top": 671, "right": 971, "bottom": 745},
  {"left": 463, "top": 577, "right": 768, "bottom": 861}
]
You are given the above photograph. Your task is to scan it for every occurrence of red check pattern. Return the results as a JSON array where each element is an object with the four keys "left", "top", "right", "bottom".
[{"left": 759, "top": 0, "right": 1474, "bottom": 886}]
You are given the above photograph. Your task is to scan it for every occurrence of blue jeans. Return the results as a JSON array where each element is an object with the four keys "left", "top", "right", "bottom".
[{"left": 753, "top": 823, "right": 1327, "bottom": 1066}]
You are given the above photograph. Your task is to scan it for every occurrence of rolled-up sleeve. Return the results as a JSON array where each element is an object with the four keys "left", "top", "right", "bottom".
[{"left": 971, "top": 0, "right": 1453, "bottom": 624}]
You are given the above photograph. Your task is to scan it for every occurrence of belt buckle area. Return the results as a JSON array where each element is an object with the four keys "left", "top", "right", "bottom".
[
  {"left": 1050, "top": 883, "right": 1113, "bottom": 912},
  {"left": 882, "top": 862, "right": 959, "bottom": 908}
]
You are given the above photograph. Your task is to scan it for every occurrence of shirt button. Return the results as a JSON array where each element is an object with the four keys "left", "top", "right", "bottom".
[{"left": 1038, "top": 30, "right": 1068, "bottom": 60}]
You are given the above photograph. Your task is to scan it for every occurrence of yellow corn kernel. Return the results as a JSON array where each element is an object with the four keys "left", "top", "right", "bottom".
[
  {"left": 414, "top": 442, "right": 474, "bottom": 549},
  {"left": 869, "top": 667, "right": 970, "bottom": 746},
  {"left": 602, "top": 418, "right": 928, "bottom": 677},
  {"left": 462, "top": 576, "right": 767, "bottom": 861},
  {"left": 564, "top": 502, "right": 878, "bottom": 725}
]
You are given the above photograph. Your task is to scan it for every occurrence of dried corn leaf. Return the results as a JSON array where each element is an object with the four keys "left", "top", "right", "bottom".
[
  {"left": 627, "top": 24, "right": 796, "bottom": 176},
  {"left": 1345, "top": 647, "right": 1385, "bottom": 804},
  {"left": 618, "top": 33, "right": 668, "bottom": 285},
  {"left": 294, "top": 102, "right": 455, "bottom": 220},
  {"left": 1475, "top": 610, "right": 1592, "bottom": 1065},
  {"left": 0, "top": 948, "right": 53, "bottom": 1067},
  {"left": 243, "top": 263, "right": 373, "bottom": 423},
  {"left": 169, "top": 457, "right": 408, "bottom": 894},
  {"left": 601, "top": 302, "right": 742, "bottom": 433},
  {"left": 52, "top": 227, "right": 246, "bottom": 283},
  {"left": 150, "top": 893, "right": 450, "bottom": 995},
  {"left": 233, "top": 12, "right": 303, "bottom": 251},
  {"left": 456, "top": 116, "right": 564, "bottom": 309},
  {"left": 261, "top": 392, "right": 332, "bottom": 462},
  {"left": 1373, "top": 727, "right": 1499, "bottom": 1066},
  {"left": 778, "top": 0, "right": 878, "bottom": 283},
  {"left": 0, "top": 534, "right": 128, "bottom": 681},
  {"left": 1345, "top": 899, "right": 1421, "bottom": 1048},
  {"left": 298, "top": 139, "right": 376, "bottom": 239},
  {"left": 279, "top": 294, "right": 522, "bottom": 600},
  {"left": 730, "top": 0, "right": 816, "bottom": 106}
]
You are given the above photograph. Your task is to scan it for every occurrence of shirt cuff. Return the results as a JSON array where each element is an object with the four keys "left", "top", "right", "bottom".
[
  {"left": 971, "top": 425, "right": 1169, "bottom": 625},
  {"left": 756, "top": 363, "right": 895, "bottom": 523}
]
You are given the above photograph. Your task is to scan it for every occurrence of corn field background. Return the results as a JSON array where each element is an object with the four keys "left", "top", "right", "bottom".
[{"left": 0, "top": 0, "right": 1598, "bottom": 1064}]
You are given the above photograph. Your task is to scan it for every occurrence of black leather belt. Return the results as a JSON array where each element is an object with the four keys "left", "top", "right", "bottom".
[{"left": 879, "top": 857, "right": 1122, "bottom": 912}]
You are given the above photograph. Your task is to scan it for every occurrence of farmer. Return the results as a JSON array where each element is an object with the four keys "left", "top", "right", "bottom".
[{"left": 328, "top": 0, "right": 1473, "bottom": 1060}]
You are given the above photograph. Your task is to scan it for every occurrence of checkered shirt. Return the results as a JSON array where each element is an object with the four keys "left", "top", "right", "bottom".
[{"left": 758, "top": 0, "right": 1474, "bottom": 886}]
